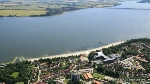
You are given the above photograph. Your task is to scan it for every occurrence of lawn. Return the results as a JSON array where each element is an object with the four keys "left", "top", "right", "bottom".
[
  {"left": 64, "top": 79, "right": 69, "bottom": 83},
  {"left": 0, "top": 10, "right": 47, "bottom": 16},
  {"left": 10, "top": 72, "right": 19, "bottom": 78},
  {"left": 93, "top": 73, "right": 105, "bottom": 80},
  {"left": 15, "top": 82, "right": 24, "bottom": 84}
]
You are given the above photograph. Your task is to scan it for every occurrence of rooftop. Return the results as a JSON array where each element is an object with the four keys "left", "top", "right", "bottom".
[
  {"left": 86, "top": 73, "right": 93, "bottom": 78},
  {"left": 93, "top": 80, "right": 102, "bottom": 84},
  {"left": 83, "top": 73, "right": 93, "bottom": 80}
]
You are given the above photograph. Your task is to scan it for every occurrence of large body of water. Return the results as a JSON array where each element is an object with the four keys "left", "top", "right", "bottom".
[{"left": 0, "top": 1, "right": 150, "bottom": 63}]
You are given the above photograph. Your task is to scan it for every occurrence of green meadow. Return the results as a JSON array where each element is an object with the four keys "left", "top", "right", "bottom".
[
  {"left": 10, "top": 72, "right": 19, "bottom": 78},
  {"left": 0, "top": 10, "right": 47, "bottom": 16}
]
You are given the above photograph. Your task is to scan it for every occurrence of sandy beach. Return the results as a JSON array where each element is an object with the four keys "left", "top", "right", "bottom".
[{"left": 26, "top": 41, "right": 125, "bottom": 62}]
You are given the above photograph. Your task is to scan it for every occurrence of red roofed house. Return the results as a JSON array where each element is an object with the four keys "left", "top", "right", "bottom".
[
  {"left": 83, "top": 73, "right": 93, "bottom": 81},
  {"left": 93, "top": 80, "right": 102, "bottom": 84}
]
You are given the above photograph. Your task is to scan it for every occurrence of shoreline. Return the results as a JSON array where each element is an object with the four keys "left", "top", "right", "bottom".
[
  {"left": 26, "top": 41, "right": 125, "bottom": 62},
  {"left": 0, "top": 4, "right": 119, "bottom": 17}
]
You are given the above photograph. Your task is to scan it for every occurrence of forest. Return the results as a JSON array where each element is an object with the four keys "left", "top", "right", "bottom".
[{"left": 0, "top": 61, "right": 33, "bottom": 84}]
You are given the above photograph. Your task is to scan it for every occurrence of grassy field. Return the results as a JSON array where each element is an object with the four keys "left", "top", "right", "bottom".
[
  {"left": 93, "top": 73, "right": 105, "bottom": 80},
  {"left": 15, "top": 82, "right": 24, "bottom": 84},
  {"left": 0, "top": 2, "right": 64, "bottom": 16},
  {"left": 10, "top": 72, "right": 19, "bottom": 78},
  {"left": 64, "top": 79, "right": 69, "bottom": 83},
  {"left": 0, "top": 2, "right": 67, "bottom": 10},
  {"left": 0, "top": 10, "right": 47, "bottom": 16},
  {"left": 0, "top": 1, "right": 109, "bottom": 16}
]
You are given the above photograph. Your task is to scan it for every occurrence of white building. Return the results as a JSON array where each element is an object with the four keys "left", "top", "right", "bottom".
[
  {"left": 94, "top": 50, "right": 109, "bottom": 60},
  {"left": 109, "top": 54, "right": 121, "bottom": 60}
]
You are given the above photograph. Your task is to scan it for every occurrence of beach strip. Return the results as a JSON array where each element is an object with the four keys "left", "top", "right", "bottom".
[{"left": 26, "top": 41, "right": 125, "bottom": 62}]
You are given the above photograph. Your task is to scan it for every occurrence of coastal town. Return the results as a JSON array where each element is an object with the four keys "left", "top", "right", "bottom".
[{"left": 1, "top": 38, "right": 150, "bottom": 84}]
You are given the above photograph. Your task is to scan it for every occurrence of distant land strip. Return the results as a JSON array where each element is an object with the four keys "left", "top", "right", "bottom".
[
  {"left": 108, "top": 8, "right": 150, "bottom": 10},
  {"left": 0, "top": 7, "right": 83, "bottom": 17}
]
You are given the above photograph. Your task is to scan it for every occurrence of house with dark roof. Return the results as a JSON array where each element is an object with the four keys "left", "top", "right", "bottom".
[
  {"left": 68, "top": 64, "right": 74, "bottom": 70},
  {"left": 69, "top": 57, "right": 76, "bottom": 63}
]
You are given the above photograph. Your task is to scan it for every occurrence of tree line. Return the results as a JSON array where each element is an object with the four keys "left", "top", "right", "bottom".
[
  {"left": 30, "top": 7, "right": 81, "bottom": 17},
  {"left": 96, "top": 65, "right": 120, "bottom": 78}
]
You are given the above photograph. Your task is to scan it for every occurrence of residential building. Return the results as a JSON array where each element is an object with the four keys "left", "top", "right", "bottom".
[
  {"left": 94, "top": 50, "right": 109, "bottom": 60},
  {"left": 93, "top": 80, "right": 102, "bottom": 84},
  {"left": 109, "top": 54, "right": 121, "bottom": 60},
  {"left": 83, "top": 73, "right": 93, "bottom": 81},
  {"left": 71, "top": 73, "right": 80, "bottom": 82}
]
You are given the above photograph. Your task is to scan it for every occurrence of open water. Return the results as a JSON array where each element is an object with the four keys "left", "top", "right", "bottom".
[{"left": 0, "top": 1, "right": 150, "bottom": 63}]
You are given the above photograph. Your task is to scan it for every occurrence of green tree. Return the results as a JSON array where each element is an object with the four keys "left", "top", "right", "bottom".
[
  {"left": 48, "top": 79, "right": 56, "bottom": 84},
  {"left": 88, "top": 51, "right": 95, "bottom": 61}
]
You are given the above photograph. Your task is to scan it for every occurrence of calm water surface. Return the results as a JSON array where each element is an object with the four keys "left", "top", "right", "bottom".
[{"left": 0, "top": 1, "right": 150, "bottom": 62}]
